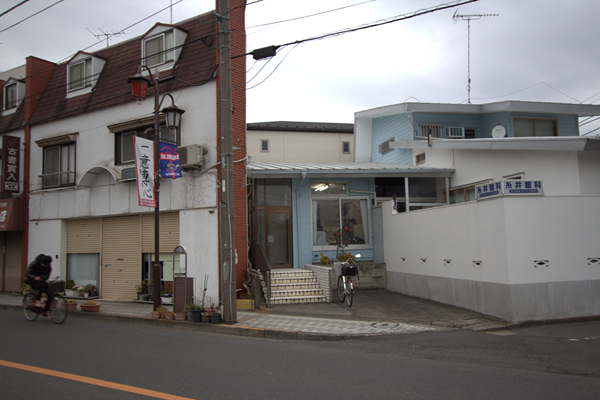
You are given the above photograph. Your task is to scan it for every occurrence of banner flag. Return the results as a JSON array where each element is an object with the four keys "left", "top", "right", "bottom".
[
  {"left": 159, "top": 142, "right": 183, "bottom": 179},
  {"left": 134, "top": 136, "right": 156, "bottom": 207}
]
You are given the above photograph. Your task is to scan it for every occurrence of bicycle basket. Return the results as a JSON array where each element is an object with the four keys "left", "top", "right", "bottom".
[{"left": 341, "top": 265, "right": 358, "bottom": 276}]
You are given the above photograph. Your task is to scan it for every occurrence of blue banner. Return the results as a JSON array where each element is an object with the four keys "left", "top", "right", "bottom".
[{"left": 159, "top": 142, "right": 182, "bottom": 179}]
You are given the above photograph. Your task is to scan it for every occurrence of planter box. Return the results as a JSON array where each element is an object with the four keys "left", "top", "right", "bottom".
[
  {"left": 165, "top": 313, "right": 175, "bottom": 320},
  {"left": 174, "top": 313, "right": 187, "bottom": 321},
  {"left": 161, "top": 297, "right": 173, "bottom": 304},
  {"left": 65, "top": 302, "right": 77, "bottom": 311},
  {"left": 80, "top": 304, "right": 100, "bottom": 312},
  {"left": 236, "top": 299, "right": 254, "bottom": 310}
]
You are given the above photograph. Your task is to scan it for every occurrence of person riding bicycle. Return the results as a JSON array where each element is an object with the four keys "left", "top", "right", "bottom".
[{"left": 25, "top": 254, "right": 53, "bottom": 317}]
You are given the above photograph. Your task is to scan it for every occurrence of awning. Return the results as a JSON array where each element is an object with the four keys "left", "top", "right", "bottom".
[{"left": 0, "top": 196, "right": 24, "bottom": 231}]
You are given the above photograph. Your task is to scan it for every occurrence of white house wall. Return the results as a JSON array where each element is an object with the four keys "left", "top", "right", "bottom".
[
  {"left": 577, "top": 152, "right": 600, "bottom": 194},
  {"left": 383, "top": 195, "right": 600, "bottom": 322},
  {"left": 27, "top": 219, "right": 66, "bottom": 281}
]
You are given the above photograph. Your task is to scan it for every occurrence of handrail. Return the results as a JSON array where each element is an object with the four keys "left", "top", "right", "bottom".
[{"left": 253, "top": 243, "right": 272, "bottom": 307}]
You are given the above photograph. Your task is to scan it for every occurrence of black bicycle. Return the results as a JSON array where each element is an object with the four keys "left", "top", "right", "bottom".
[
  {"left": 336, "top": 264, "right": 359, "bottom": 308},
  {"left": 23, "top": 290, "right": 68, "bottom": 324}
]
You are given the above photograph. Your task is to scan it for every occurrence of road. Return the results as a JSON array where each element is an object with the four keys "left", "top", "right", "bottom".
[{"left": 1, "top": 309, "right": 599, "bottom": 399}]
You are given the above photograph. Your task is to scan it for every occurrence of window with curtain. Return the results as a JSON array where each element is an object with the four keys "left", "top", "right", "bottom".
[
  {"left": 311, "top": 198, "right": 370, "bottom": 248},
  {"left": 3, "top": 83, "right": 16, "bottom": 109},
  {"left": 115, "top": 126, "right": 180, "bottom": 165},
  {"left": 68, "top": 253, "right": 99, "bottom": 288},
  {"left": 42, "top": 143, "right": 76, "bottom": 189},
  {"left": 513, "top": 117, "right": 558, "bottom": 137},
  {"left": 143, "top": 31, "right": 174, "bottom": 67},
  {"left": 68, "top": 58, "right": 92, "bottom": 91}
]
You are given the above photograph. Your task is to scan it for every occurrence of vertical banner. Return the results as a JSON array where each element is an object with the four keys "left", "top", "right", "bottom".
[
  {"left": 2, "top": 136, "right": 20, "bottom": 193},
  {"left": 159, "top": 142, "right": 182, "bottom": 179},
  {"left": 134, "top": 136, "right": 156, "bottom": 207}
]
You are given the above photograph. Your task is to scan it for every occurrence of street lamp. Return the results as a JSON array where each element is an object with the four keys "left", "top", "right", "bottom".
[{"left": 127, "top": 66, "right": 185, "bottom": 311}]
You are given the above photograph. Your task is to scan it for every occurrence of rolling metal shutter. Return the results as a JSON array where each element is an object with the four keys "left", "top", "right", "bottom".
[
  {"left": 67, "top": 219, "right": 102, "bottom": 253},
  {"left": 2, "top": 232, "right": 22, "bottom": 293},
  {"left": 142, "top": 213, "right": 180, "bottom": 253},
  {"left": 101, "top": 215, "right": 141, "bottom": 300}
]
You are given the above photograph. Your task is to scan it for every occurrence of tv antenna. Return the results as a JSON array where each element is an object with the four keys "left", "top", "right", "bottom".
[
  {"left": 86, "top": 28, "right": 126, "bottom": 47},
  {"left": 453, "top": 10, "right": 498, "bottom": 104}
]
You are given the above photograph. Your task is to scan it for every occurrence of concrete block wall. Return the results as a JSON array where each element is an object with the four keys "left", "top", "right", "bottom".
[{"left": 325, "top": 262, "right": 387, "bottom": 290}]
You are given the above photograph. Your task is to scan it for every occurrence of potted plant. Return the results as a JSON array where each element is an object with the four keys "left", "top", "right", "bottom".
[
  {"left": 135, "top": 282, "right": 148, "bottom": 301},
  {"left": 160, "top": 291, "right": 173, "bottom": 305},
  {"left": 65, "top": 300, "right": 78, "bottom": 311},
  {"left": 73, "top": 285, "right": 85, "bottom": 297},
  {"left": 157, "top": 305, "right": 167, "bottom": 319},
  {"left": 209, "top": 302, "right": 221, "bottom": 324},
  {"left": 164, "top": 309, "right": 175, "bottom": 320},
  {"left": 65, "top": 280, "right": 75, "bottom": 297},
  {"left": 150, "top": 309, "right": 160, "bottom": 318},
  {"left": 84, "top": 284, "right": 98, "bottom": 297},
  {"left": 174, "top": 312, "right": 187, "bottom": 321},
  {"left": 184, "top": 302, "right": 203, "bottom": 322},
  {"left": 80, "top": 300, "right": 100, "bottom": 312}
]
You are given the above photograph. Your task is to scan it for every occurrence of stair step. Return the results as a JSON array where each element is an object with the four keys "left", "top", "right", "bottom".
[
  {"left": 268, "top": 295, "right": 327, "bottom": 305},
  {"left": 271, "top": 288, "right": 324, "bottom": 298},
  {"left": 271, "top": 276, "right": 317, "bottom": 285},
  {"left": 270, "top": 282, "right": 320, "bottom": 290}
]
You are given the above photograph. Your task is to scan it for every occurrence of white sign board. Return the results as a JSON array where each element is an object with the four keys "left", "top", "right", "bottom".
[{"left": 476, "top": 180, "right": 544, "bottom": 200}]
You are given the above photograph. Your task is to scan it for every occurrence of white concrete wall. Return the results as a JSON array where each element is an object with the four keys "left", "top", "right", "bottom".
[
  {"left": 421, "top": 149, "right": 593, "bottom": 195},
  {"left": 28, "top": 219, "right": 66, "bottom": 281},
  {"left": 383, "top": 195, "right": 600, "bottom": 321},
  {"left": 248, "top": 130, "right": 354, "bottom": 162}
]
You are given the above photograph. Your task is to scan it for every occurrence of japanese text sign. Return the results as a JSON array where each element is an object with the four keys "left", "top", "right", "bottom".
[
  {"left": 2, "top": 136, "right": 20, "bottom": 193},
  {"left": 134, "top": 136, "right": 156, "bottom": 207}
]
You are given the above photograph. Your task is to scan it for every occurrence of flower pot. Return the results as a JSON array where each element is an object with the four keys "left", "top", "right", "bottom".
[
  {"left": 80, "top": 304, "right": 100, "bottom": 312},
  {"left": 159, "top": 311, "right": 165, "bottom": 319},
  {"left": 151, "top": 311, "right": 160, "bottom": 318},
  {"left": 201, "top": 312, "right": 210, "bottom": 323},
  {"left": 210, "top": 313, "right": 221, "bottom": 324},
  {"left": 188, "top": 310, "right": 202, "bottom": 322},
  {"left": 138, "top": 294, "right": 148, "bottom": 301},
  {"left": 65, "top": 290, "right": 74, "bottom": 297},
  {"left": 174, "top": 313, "right": 187, "bottom": 321},
  {"left": 165, "top": 313, "right": 175, "bottom": 320},
  {"left": 65, "top": 302, "right": 77, "bottom": 311},
  {"left": 161, "top": 297, "right": 173, "bottom": 304},
  {"left": 83, "top": 292, "right": 89, "bottom": 298}
]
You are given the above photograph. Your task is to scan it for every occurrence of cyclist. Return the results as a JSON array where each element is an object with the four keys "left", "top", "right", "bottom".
[{"left": 25, "top": 254, "right": 53, "bottom": 317}]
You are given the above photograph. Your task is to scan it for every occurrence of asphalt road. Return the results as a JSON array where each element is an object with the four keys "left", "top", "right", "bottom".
[{"left": 1, "top": 309, "right": 599, "bottom": 399}]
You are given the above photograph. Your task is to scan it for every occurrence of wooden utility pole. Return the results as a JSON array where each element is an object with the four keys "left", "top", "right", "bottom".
[{"left": 218, "top": 0, "right": 237, "bottom": 324}]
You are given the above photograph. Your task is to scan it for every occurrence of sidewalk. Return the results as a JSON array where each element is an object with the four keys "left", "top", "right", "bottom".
[{"left": 0, "top": 290, "right": 511, "bottom": 340}]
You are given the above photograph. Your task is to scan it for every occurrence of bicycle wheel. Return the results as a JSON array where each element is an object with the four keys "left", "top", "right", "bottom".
[
  {"left": 51, "top": 295, "right": 68, "bottom": 324},
  {"left": 337, "top": 275, "right": 345, "bottom": 303},
  {"left": 23, "top": 293, "right": 39, "bottom": 322},
  {"left": 345, "top": 279, "right": 354, "bottom": 308}
]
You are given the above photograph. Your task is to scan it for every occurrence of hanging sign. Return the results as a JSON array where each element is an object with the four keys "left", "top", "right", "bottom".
[
  {"left": 159, "top": 142, "right": 182, "bottom": 179},
  {"left": 134, "top": 136, "right": 156, "bottom": 207},
  {"left": 2, "top": 136, "right": 20, "bottom": 193}
]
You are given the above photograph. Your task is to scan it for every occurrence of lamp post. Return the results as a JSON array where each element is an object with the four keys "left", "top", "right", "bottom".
[{"left": 127, "top": 66, "right": 185, "bottom": 311}]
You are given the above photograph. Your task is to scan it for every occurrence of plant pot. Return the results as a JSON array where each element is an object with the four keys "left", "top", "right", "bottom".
[
  {"left": 201, "top": 312, "right": 210, "bottom": 323},
  {"left": 210, "top": 313, "right": 221, "bottom": 324},
  {"left": 83, "top": 292, "right": 89, "bottom": 298},
  {"left": 174, "top": 313, "right": 186, "bottom": 321},
  {"left": 188, "top": 310, "right": 202, "bottom": 322},
  {"left": 65, "top": 290, "right": 74, "bottom": 297},
  {"left": 151, "top": 311, "right": 160, "bottom": 318},
  {"left": 80, "top": 304, "right": 100, "bottom": 312},
  {"left": 161, "top": 297, "right": 173, "bottom": 304},
  {"left": 159, "top": 311, "right": 165, "bottom": 319},
  {"left": 138, "top": 294, "right": 147, "bottom": 301},
  {"left": 236, "top": 299, "right": 254, "bottom": 310},
  {"left": 165, "top": 313, "right": 175, "bottom": 320},
  {"left": 65, "top": 302, "right": 77, "bottom": 311}
]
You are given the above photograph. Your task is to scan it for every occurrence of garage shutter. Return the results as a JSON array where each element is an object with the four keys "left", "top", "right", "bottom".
[
  {"left": 67, "top": 218, "right": 102, "bottom": 253},
  {"left": 4, "top": 232, "right": 22, "bottom": 292},
  {"left": 141, "top": 212, "right": 180, "bottom": 253},
  {"left": 101, "top": 215, "right": 141, "bottom": 300}
]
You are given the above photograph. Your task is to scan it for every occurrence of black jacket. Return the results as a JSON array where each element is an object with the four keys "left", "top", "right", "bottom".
[{"left": 26, "top": 254, "right": 52, "bottom": 282}]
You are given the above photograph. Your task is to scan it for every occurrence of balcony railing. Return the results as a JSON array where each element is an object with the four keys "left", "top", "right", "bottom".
[{"left": 38, "top": 171, "right": 76, "bottom": 189}]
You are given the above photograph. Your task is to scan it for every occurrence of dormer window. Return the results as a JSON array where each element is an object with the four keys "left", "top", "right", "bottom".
[
  {"left": 140, "top": 24, "right": 188, "bottom": 71},
  {"left": 144, "top": 31, "right": 174, "bottom": 67},
  {"left": 68, "top": 58, "right": 92, "bottom": 91},
  {"left": 66, "top": 52, "right": 105, "bottom": 97},
  {"left": 2, "top": 79, "right": 25, "bottom": 114}
]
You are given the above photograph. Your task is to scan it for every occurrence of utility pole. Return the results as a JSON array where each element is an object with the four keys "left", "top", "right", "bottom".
[
  {"left": 218, "top": 0, "right": 237, "bottom": 324},
  {"left": 452, "top": 10, "right": 498, "bottom": 104}
]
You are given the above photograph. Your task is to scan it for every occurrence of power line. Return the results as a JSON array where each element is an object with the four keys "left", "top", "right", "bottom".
[
  {"left": 0, "top": 0, "right": 64, "bottom": 33},
  {"left": 0, "top": 0, "right": 29, "bottom": 18},
  {"left": 247, "top": 0, "right": 375, "bottom": 29},
  {"left": 245, "top": 44, "right": 300, "bottom": 90}
]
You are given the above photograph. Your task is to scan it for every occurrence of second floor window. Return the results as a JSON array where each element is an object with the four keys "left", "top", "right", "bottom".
[
  {"left": 68, "top": 58, "right": 92, "bottom": 91},
  {"left": 3, "top": 83, "right": 17, "bottom": 110},
  {"left": 144, "top": 31, "right": 174, "bottom": 67},
  {"left": 513, "top": 117, "right": 558, "bottom": 137},
  {"left": 43, "top": 143, "right": 76, "bottom": 189},
  {"left": 115, "top": 126, "right": 180, "bottom": 165}
]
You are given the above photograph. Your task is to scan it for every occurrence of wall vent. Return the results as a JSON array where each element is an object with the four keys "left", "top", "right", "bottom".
[
  {"left": 534, "top": 260, "right": 549, "bottom": 268},
  {"left": 379, "top": 138, "right": 394, "bottom": 154}
]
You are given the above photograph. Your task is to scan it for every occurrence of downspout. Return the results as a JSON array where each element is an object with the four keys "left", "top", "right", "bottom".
[{"left": 296, "top": 170, "right": 307, "bottom": 268}]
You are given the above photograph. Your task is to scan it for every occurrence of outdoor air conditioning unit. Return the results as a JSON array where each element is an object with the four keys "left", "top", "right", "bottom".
[
  {"left": 178, "top": 144, "right": 204, "bottom": 169},
  {"left": 446, "top": 127, "right": 465, "bottom": 138}
]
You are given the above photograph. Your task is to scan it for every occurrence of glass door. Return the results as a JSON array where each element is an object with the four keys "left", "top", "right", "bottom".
[{"left": 266, "top": 210, "right": 292, "bottom": 268}]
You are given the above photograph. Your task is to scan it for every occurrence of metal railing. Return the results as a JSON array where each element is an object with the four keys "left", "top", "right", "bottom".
[
  {"left": 252, "top": 243, "right": 272, "bottom": 307},
  {"left": 38, "top": 171, "right": 76, "bottom": 189}
]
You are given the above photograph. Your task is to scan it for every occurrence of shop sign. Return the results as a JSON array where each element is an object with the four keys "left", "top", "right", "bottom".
[
  {"left": 476, "top": 180, "right": 544, "bottom": 200},
  {"left": 134, "top": 136, "right": 156, "bottom": 207},
  {"left": 2, "top": 136, "right": 20, "bottom": 193}
]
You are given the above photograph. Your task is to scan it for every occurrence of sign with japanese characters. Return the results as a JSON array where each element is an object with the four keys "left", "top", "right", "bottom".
[
  {"left": 134, "top": 136, "right": 156, "bottom": 207},
  {"left": 476, "top": 180, "right": 544, "bottom": 200},
  {"left": 475, "top": 181, "right": 503, "bottom": 200},
  {"left": 159, "top": 142, "right": 182, "bottom": 179},
  {"left": 2, "top": 136, "right": 20, "bottom": 193},
  {"left": 503, "top": 180, "right": 544, "bottom": 196}
]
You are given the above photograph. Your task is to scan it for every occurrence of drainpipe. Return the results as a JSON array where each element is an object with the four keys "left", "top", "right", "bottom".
[{"left": 296, "top": 170, "right": 307, "bottom": 268}]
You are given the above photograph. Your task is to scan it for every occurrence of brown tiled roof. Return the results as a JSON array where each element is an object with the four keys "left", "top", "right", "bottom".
[{"left": 29, "top": 12, "right": 218, "bottom": 126}]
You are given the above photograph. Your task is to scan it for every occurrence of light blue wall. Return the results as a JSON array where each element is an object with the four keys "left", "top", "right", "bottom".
[
  {"left": 412, "top": 113, "right": 482, "bottom": 136},
  {"left": 371, "top": 114, "right": 413, "bottom": 164},
  {"left": 292, "top": 178, "right": 375, "bottom": 268}
]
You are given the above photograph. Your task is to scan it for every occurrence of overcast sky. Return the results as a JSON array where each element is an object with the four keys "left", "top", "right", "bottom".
[{"left": 1, "top": 0, "right": 599, "bottom": 134}]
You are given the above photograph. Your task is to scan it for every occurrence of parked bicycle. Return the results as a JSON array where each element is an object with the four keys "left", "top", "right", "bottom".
[
  {"left": 23, "top": 289, "right": 68, "bottom": 324},
  {"left": 335, "top": 263, "right": 359, "bottom": 308}
]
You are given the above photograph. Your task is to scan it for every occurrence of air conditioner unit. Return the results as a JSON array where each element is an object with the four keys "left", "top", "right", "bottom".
[
  {"left": 446, "top": 126, "right": 465, "bottom": 138},
  {"left": 178, "top": 144, "right": 204, "bottom": 168}
]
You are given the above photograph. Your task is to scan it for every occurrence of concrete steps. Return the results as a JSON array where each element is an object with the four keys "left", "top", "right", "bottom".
[{"left": 260, "top": 268, "right": 327, "bottom": 305}]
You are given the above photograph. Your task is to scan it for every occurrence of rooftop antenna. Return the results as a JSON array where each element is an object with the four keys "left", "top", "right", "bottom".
[
  {"left": 453, "top": 10, "right": 498, "bottom": 104},
  {"left": 86, "top": 28, "right": 126, "bottom": 47}
]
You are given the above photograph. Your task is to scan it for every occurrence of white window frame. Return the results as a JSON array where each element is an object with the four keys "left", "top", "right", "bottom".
[
  {"left": 3, "top": 82, "right": 17, "bottom": 110},
  {"left": 143, "top": 31, "right": 174, "bottom": 68},
  {"left": 67, "top": 58, "right": 92, "bottom": 92},
  {"left": 42, "top": 143, "right": 76, "bottom": 189}
]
